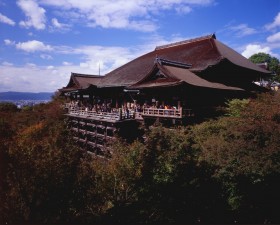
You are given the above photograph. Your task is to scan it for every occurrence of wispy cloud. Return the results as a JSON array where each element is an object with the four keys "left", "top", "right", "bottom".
[
  {"left": 0, "top": 64, "right": 68, "bottom": 92},
  {"left": 267, "top": 32, "right": 280, "bottom": 43},
  {"left": 0, "top": 13, "right": 15, "bottom": 26},
  {"left": 4, "top": 39, "right": 15, "bottom": 46},
  {"left": 2, "top": 61, "right": 14, "bottom": 66},
  {"left": 71, "top": 45, "right": 140, "bottom": 74},
  {"left": 62, "top": 61, "right": 72, "bottom": 66},
  {"left": 229, "top": 23, "right": 257, "bottom": 37},
  {"left": 50, "top": 18, "right": 71, "bottom": 31},
  {"left": 40, "top": 54, "right": 53, "bottom": 60},
  {"left": 17, "top": 0, "right": 46, "bottom": 30},
  {"left": 265, "top": 12, "right": 280, "bottom": 30},
  {"left": 40, "top": 0, "right": 215, "bottom": 32}
]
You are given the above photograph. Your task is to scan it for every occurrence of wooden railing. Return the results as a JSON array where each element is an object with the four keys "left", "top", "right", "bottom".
[
  {"left": 143, "top": 107, "right": 181, "bottom": 118},
  {"left": 142, "top": 108, "right": 193, "bottom": 118},
  {"left": 67, "top": 108, "right": 135, "bottom": 122},
  {"left": 66, "top": 107, "right": 193, "bottom": 121}
]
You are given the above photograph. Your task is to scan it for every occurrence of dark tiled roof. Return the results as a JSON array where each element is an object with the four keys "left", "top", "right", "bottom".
[
  {"left": 61, "top": 73, "right": 102, "bottom": 92},
  {"left": 163, "top": 65, "right": 243, "bottom": 90},
  {"left": 129, "top": 63, "right": 243, "bottom": 91},
  {"left": 98, "top": 34, "right": 269, "bottom": 88},
  {"left": 213, "top": 39, "right": 269, "bottom": 74}
]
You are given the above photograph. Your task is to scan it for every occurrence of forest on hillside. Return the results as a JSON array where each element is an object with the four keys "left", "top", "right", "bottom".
[{"left": 1, "top": 92, "right": 280, "bottom": 224}]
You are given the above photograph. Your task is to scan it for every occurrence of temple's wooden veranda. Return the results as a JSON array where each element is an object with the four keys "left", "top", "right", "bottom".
[
  {"left": 64, "top": 103, "right": 194, "bottom": 155},
  {"left": 60, "top": 34, "right": 270, "bottom": 156}
]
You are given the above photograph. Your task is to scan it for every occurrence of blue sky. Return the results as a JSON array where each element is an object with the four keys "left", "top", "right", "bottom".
[{"left": 0, "top": 0, "right": 280, "bottom": 92}]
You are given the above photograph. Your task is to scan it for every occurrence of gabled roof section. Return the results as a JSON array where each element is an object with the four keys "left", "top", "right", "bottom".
[
  {"left": 213, "top": 39, "right": 270, "bottom": 74},
  {"left": 61, "top": 73, "right": 102, "bottom": 92},
  {"left": 155, "top": 34, "right": 216, "bottom": 51},
  {"left": 127, "top": 61, "right": 180, "bottom": 89},
  {"left": 161, "top": 64, "right": 243, "bottom": 90},
  {"left": 128, "top": 59, "right": 243, "bottom": 91},
  {"left": 98, "top": 34, "right": 269, "bottom": 88}
]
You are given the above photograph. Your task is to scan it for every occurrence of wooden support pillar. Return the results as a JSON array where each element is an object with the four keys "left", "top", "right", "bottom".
[
  {"left": 178, "top": 101, "right": 181, "bottom": 109},
  {"left": 179, "top": 107, "right": 183, "bottom": 118},
  {"left": 89, "top": 93, "right": 93, "bottom": 105},
  {"left": 104, "top": 125, "right": 107, "bottom": 148},
  {"left": 119, "top": 108, "right": 122, "bottom": 120}
]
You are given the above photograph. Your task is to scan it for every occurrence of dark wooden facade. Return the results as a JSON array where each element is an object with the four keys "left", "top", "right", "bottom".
[{"left": 59, "top": 34, "right": 270, "bottom": 155}]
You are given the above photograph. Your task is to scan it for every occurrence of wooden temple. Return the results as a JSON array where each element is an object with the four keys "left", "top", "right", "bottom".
[{"left": 59, "top": 34, "right": 270, "bottom": 155}]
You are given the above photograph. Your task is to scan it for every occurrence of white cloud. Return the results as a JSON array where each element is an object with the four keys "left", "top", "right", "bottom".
[
  {"left": 230, "top": 24, "right": 257, "bottom": 37},
  {"left": 2, "top": 61, "right": 14, "bottom": 66},
  {"left": 26, "top": 63, "right": 37, "bottom": 67},
  {"left": 50, "top": 18, "right": 70, "bottom": 31},
  {"left": 40, "top": 54, "right": 53, "bottom": 60},
  {"left": 265, "top": 12, "right": 280, "bottom": 30},
  {"left": 51, "top": 18, "right": 63, "bottom": 28},
  {"left": 0, "top": 13, "right": 15, "bottom": 26},
  {"left": 63, "top": 61, "right": 72, "bottom": 66},
  {"left": 47, "top": 65, "right": 54, "bottom": 69},
  {"left": 0, "top": 64, "right": 67, "bottom": 92},
  {"left": 242, "top": 44, "right": 272, "bottom": 58},
  {"left": 175, "top": 5, "right": 192, "bottom": 14},
  {"left": 72, "top": 45, "right": 139, "bottom": 74},
  {"left": 16, "top": 40, "right": 53, "bottom": 52},
  {"left": 4, "top": 39, "right": 15, "bottom": 46},
  {"left": 267, "top": 32, "right": 280, "bottom": 43},
  {"left": 17, "top": 0, "right": 46, "bottom": 30},
  {"left": 40, "top": 0, "right": 215, "bottom": 32}
]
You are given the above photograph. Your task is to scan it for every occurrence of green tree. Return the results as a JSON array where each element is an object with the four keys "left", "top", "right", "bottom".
[
  {"left": 1, "top": 100, "right": 82, "bottom": 224},
  {"left": 136, "top": 125, "right": 226, "bottom": 224},
  {"left": 2, "top": 93, "right": 280, "bottom": 224},
  {"left": 225, "top": 98, "right": 250, "bottom": 117},
  {"left": 0, "top": 102, "right": 18, "bottom": 112},
  {"left": 249, "top": 52, "right": 279, "bottom": 74},
  {"left": 192, "top": 92, "right": 280, "bottom": 223},
  {"left": 73, "top": 139, "right": 145, "bottom": 223},
  {"left": 100, "top": 126, "right": 227, "bottom": 224}
]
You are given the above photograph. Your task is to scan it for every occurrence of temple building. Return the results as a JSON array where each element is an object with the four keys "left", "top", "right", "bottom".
[{"left": 59, "top": 34, "right": 270, "bottom": 155}]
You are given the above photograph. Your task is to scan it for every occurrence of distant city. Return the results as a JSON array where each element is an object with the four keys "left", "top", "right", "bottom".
[
  {"left": 0, "top": 99, "right": 51, "bottom": 108},
  {"left": 0, "top": 92, "right": 54, "bottom": 108}
]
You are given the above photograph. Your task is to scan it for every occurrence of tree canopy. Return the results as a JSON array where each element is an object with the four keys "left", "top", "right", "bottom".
[
  {"left": 249, "top": 52, "right": 280, "bottom": 79},
  {"left": 1, "top": 93, "right": 280, "bottom": 224}
]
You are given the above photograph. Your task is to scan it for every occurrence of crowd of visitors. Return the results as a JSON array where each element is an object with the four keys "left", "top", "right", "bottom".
[{"left": 66, "top": 98, "right": 183, "bottom": 120}]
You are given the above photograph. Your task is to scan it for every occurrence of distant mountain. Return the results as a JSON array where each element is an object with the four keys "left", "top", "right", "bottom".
[{"left": 0, "top": 92, "right": 53, "bottom": 101}]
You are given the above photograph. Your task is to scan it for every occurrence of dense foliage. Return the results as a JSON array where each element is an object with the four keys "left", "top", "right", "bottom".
[
  {"left": 249, "top": 52, "right": 280, "bottom": 81},
  {"left": 0, "top": 100, "right": 83, "bottom": 224},
  {"left": 1, "top": 92, "right": 280, "bottom": 224}
]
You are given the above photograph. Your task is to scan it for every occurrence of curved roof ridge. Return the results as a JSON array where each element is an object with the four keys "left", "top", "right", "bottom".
[
  {"left": 71, "top": 72, "right": 100, "bottom": 78},
  {"left": 156, "top": 57, "right": 192, "bottom": 68},
  {"left": 63, "top": 72, "right": 103, "bottom": 90},
  {"left": 213, "top": 39, "right": 271, "bottom": 74},
  {"left": 162, "top": 65, "right": 243, "bottom": 91},
  {"left": 155, "top": 33, "right": 216, "bottom": 50}
]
